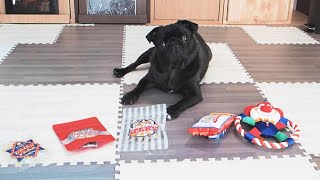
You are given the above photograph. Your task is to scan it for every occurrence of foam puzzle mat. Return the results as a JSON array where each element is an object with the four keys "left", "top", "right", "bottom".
[
  {"left": 118, "top": 156, "right": 319, "bottom": 180},
  {"left": 120, "top": 84, "right": 306, "bottom": 161},
  {"left": 0, "top": 24, "right": 65, "bottom": 44},
  {"left": 0, "top": 25, "right": 123, "bottom": 85},
  {"left": 123, "top": 26, "right": 253, "bottom": 84},
  {"left": 0, "top": 42, "right": 16, "bottom": 63},
  {"left": 0, "top": 84, "right": 120, "bottom": 167},
  {"left": 256, "top": 82, "right": 320, "bottom": 156},
  {"left": 242, "top": 26, "right": 319, "bottom": 44},
  {"left": 0, "top": 24, "right": 320, "bottom": 179}
]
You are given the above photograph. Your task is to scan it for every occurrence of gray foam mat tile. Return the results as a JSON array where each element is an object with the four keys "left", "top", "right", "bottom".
[
  {"left": 56, "top": 25, "right": 124, "bottom": 44},
  {"left": 310, "top": 155, "right": 320, "bottom": 171},
  {"left": 198, "top": 26, "right": 256, "bottom": 45},
  {"left": 231, "top": 44, "right": 320, "bottom": 82},
  {"left": 0, "top": 25, "right": 123, "bottom": 85},
  {"left": 0, "top": 163, "right": 115, "bottom": 180}
]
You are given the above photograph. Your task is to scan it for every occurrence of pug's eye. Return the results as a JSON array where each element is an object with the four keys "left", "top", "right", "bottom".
[
  {"left": 182, "top": 35, "right": 188, "bottom": 42},
  {"left": 160, "top": 41, "right": 166, "bottom": 47}
]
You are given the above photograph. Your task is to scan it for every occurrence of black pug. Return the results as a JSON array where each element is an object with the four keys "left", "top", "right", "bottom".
[{"left": 114, "top": 20, "right": 212, "bottom": 120}]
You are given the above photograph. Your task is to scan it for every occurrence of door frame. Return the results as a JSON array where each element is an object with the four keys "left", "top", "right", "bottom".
[{"left": 78, "top": 0, "right": 147, "bottom": 24}]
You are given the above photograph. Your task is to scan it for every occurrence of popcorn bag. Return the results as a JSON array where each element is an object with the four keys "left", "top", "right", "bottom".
[{"left": 53, "top": 117, "right": 115, "bottom": 151}]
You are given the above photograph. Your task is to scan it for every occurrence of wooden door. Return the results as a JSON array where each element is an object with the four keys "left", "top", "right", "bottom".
[
  {"left": 155, "top": 0, "right": 220, "bottom": 20},
  {"left": 223, "top": 0, "right": 294, "bottom": 24},
  {"left": 150, "top": 0, "right": 223, "bottom": 25}
]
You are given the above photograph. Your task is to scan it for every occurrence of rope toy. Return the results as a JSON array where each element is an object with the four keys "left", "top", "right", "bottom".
[{"left": 234, "top": 101, "right": 300, "bottom": 149}]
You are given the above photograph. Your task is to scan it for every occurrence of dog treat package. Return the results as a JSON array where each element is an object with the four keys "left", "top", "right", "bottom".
[
  {"left": 6, "top": 139, "right": 45, "bottom": 162},
  {"left": 53, "top": 117, "right": 115, "bottom": 151},
  {"left": 188, "top": 113, "right": 236, "bottom": 140},
  {"left": 119, "top": 104, "right": 168, "bottom": 152}
]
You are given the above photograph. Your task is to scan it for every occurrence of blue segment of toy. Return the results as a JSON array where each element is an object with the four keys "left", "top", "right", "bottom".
[
  {"left": 238, "top": 113, "right": 246, "bottom": 119},
  {"left": 286, "top": 138, "right": 295, "bottom": 146},
  {"left": 255, "top": 122, "right": 279, "bottom": 137},
  {"left": 279, "top": 117, "right": 289, "bottom": 125},
  {"left": 244, "top": 132, "right": 255, "bottom": 142}
]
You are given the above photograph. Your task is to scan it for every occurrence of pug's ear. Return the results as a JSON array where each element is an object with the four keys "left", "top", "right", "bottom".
[
  {"left": 177, "top": 20, "right": 198, "bottom": 33},
  {"left": 146, "top": 26, "right": 161, "bottom": 43}
]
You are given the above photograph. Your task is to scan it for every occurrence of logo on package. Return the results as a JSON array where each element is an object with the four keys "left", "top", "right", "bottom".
[
  {"left": 6, "top": 139, "right": 45, "bottom": 162},
  {"left": 129, "top": 119, "right": 159, "bottom": 137}
]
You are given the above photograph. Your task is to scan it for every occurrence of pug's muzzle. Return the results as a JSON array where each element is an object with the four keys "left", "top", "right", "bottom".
[{"left": 167, "top": 43, "right": 187, "bottom": 69}]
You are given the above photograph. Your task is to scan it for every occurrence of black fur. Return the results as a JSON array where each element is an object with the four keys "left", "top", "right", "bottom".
[{"left": 114, "top": 20, "right": 212, "bottom": 120}]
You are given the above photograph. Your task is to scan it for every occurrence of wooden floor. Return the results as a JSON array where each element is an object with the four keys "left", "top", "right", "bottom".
[{"left": 291, "top": 10, "right": 308, "bottom": 26}]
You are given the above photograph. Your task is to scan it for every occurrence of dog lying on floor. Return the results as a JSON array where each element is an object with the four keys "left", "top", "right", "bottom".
[{"left": 114, "top": 20, "right": 212, "bottom": 120}]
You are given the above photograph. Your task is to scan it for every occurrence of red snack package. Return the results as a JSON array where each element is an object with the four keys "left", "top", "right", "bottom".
[{"left": 53, "top": 117, "right": 115, "bottom": 151}]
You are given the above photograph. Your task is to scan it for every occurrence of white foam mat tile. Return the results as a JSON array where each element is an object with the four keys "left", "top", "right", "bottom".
[
  {"left": 123, "top": 25, "right": 156, "bottom": 84},
  {"left": 118, "top": 156, "right": 319, "bottom": 180},
  {"left": 201, "top": 43, "right": 253, "bottom": 84},
  {"left": 0, "top": 42, "right": 16, "bottom": 62},
  {"left": 123, "top": 25, "right": 253, "bottom": 84},
  {"left": 0, "top": 24, "right": 64, "bottom": 44},
  {"left": 256, "top": 83, "right": 320, "bottom": 155},
  {"left": 0, "top": 84, "right": 120, "bottom": 167},
  {"left": 242, "top": 26, "right": 319, "bottom": 44}
]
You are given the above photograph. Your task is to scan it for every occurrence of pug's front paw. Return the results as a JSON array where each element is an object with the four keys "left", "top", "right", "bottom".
[
  {"left": 166, "top": 105, "right": 181, "bottom": 121},
  {"left": 113, "top": 68, "right": 126, "bottom": 78},
  {"left": 121, "top": 91, "right": 139, "bottom": 105}
]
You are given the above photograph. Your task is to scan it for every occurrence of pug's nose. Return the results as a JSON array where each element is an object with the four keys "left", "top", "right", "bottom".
[{"left": 169, "top": 41, "right": 178, "bottom": 47}]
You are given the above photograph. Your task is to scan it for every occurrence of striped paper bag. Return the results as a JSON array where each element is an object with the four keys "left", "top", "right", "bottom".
[{"left": 119, "top": 104, "right": 168, "bottom": 152}]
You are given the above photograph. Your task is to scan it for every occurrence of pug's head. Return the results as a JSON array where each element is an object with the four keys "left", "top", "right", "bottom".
[{"left": 146, "top": 20, "right": 199, "bottom": 70}]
